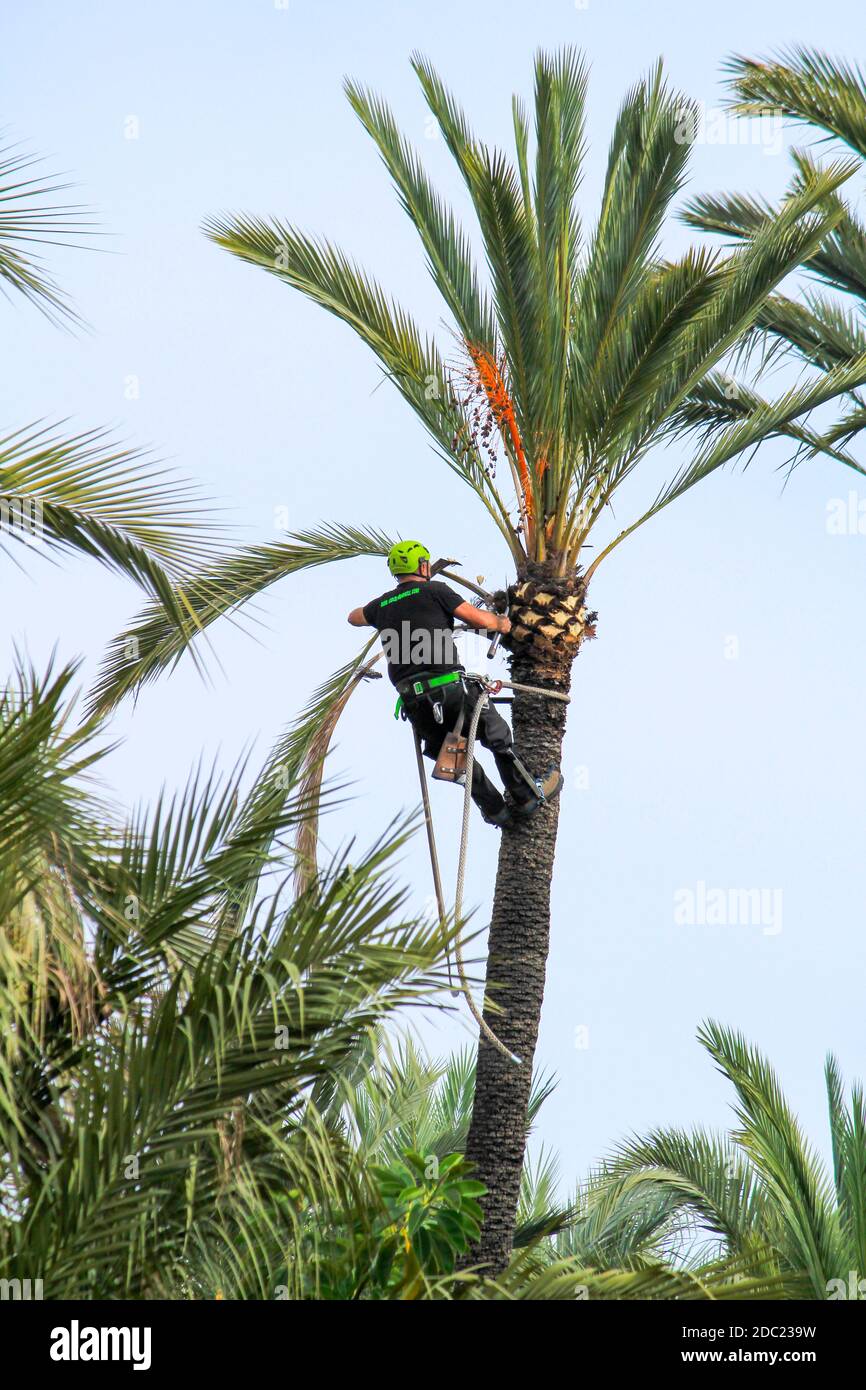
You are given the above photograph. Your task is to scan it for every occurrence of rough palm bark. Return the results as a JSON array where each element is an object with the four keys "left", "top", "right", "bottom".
[{"left": 464, "top": 574, "right": 589, "bottom": 1272}]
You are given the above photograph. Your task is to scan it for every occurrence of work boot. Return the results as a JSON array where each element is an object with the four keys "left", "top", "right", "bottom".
[
  {"left": 511, "top": 766, "right": 563, "bottom": 817},
  {"left": 536, "top": 766, "right": 564, "bottom": 803},
  {"left": 481, "top": 805, "right": 513, "bottom": 830}
]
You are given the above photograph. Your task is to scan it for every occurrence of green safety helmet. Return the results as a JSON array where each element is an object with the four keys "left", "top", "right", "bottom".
[{"left": 387, "top": 539, "right": 430, "bottom": 576}]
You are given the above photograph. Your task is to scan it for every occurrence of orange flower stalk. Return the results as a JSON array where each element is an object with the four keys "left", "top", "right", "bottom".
[{"left": 466, "top": 343, "right": 535, "bottom": 520}]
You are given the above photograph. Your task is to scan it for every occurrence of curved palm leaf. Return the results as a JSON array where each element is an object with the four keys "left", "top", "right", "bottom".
[
  {"left": 609, "top": 1021, "right": 865, "bottom": 1299},
  {"left": 0, "top": 135, "right": 224, "bottom": 607},
  {"left": 0, "top": 135, "right": 95, "bottom": 326},
  {"left": 728, "top": 47, "right": 866, "bottom": 159},
  {"left": 0, "top": 423, "right": 221, "bottom": 601},
  {"left": 86, "top": 523, "right": 395, "bottom": 717},
  {"left": 683, "top": 50, "right": 866, "bottom": 466}
]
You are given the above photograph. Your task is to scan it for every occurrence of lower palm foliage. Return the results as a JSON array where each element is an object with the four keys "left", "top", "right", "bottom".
[
  {"left": 325, "top": 1032, "right": 866, "bottom": 1300},
  {"left": 0, "top": 658, "right": 455, "bottom": 1298},
  {"left": 611, "top": 1021, "right": 866, "bottom": 1300}
]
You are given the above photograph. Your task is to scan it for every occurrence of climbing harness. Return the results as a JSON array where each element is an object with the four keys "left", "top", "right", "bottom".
[
  {"left": 408, "top": 672, "right": 571, "bottom": 1065},
  {"left": 393, "top": 669, "right": 462, "bottom": 722}
]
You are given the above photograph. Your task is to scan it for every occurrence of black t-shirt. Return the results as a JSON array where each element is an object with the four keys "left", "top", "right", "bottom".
[{"left": 363, "top": 580, "right": 465, "bottom": 686}]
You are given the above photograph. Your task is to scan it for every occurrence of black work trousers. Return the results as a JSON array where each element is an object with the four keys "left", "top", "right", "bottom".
[{"left": 402, "top": 676, "right": 534, "bottom": 819}]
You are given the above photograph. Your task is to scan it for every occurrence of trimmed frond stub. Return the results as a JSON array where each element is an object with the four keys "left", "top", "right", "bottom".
[{"left": 506, "top": 571, "right": 596, "bottom": 675}]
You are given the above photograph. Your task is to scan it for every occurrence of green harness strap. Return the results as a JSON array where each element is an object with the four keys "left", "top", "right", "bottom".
[
  {"left": 420, "top": 671, "right": 463, "bottom": 691},
  {"left": 394, "top": 669, "right": 463, "bottom": 719}
]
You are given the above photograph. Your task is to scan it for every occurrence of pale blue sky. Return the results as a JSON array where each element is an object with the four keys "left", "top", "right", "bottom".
[{"left": 4, "top": 0, "right": 865, "bottom": 1183}]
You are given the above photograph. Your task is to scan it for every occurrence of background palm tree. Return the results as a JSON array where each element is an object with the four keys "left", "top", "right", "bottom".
[
  {"left": 87, "top": 49, "right": 866, "bottom": 1270},
  {"left": 0, "top": 654, "right": 463, "bottom": 1298},
  {"left": 683, "top": 48, "right": 866, "bottom": 473},
  {"left": 609, "top": 1020, "right": 866, "bottom": 1299}
]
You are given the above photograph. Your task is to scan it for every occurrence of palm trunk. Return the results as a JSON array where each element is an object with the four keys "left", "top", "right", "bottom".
[{"left": 463, "top": 644, "right": 573, "bottom": 1272}]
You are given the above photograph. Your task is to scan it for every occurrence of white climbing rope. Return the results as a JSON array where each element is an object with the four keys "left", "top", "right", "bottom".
[
  {"left": 419, "top": 674, "right": 571, "bottom": 1067},
  {"left": 453, "top": 683, "right": 518, "bottom": 1059}
]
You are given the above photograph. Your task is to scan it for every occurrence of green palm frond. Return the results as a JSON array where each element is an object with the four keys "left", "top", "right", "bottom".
[
  {"left": 822, "top": 396, "right": 866, "bottom": 448},
  {"left": 581, "top": 249, "right": 724, "bottom": 452},
  {"left": 531, "top": 50, "right": 588, "bottom": 460},
  {"left": 676, "top": 51, "right": 866, "bottom": 465},
  {"left": 414, "top": 50, "right": 583, "bottom": 524},
  {"left": 0, "top": 422, "right": 221, "bottom": 610},
  {"left": 514, "top": 1146, "right": 567, "bottom": 1246},
  {"left": 203, "top": 213, "right": 519, "bottom": 551},
  {"left": 667, "top": 372, "right": 866, "bottom": 477},
  {"left": 587, "top": 341, "right": 866, "bottom": 574},
  {"left": 727, "top": 48, "right": 866, "bottom": 160},
  {"left": 91, "top": 752, "right": 257, "bottom": 988},
  {"left": 0, "top": 657, "right": 116, "bottom": 1132},
  {"left": 577, "top": 65, "right": 693, "bottom": 395},
  {"left": 698, "top": 1021, "right": 843, "bottom": 1295},
  {"left": 342, "top": 78, "right": 496, "bottom": 348},
  {"left": 86, "top": 523, "right": 396, "bottom": 716},
  {"left": 0, "top": 137, "right": 96, "bottom": 326},
  {"left": 744, "top": 292, "right": 866, "bottom": 378},
  {"left": 609, "top": 1129, "right": 771, "bottom": 1257},
  {"left": 539, "top": 1164, "right": 705, "bottom": 1271},
  {"left": 0, "top": 654, "right": 112, "bottom": 920},
  {"left": 823, "top": 1058, "right": 866, "bottom": 1275},
  {"left": 1, "top": 791, "right": 454, "bottom": 1297},
  {"left": 655, "top": 157, "right": 853, "bottom": 396},
  {"left": 470, "top": 1247, "right": 790, "bottom": 1300},
  {"left": 685, "top": 155, "right": 866, "bottom": 305}
]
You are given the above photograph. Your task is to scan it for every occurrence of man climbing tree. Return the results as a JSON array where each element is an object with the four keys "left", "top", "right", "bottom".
[{"left": 348, "top": 539, "right": 563, "bottom": 828}]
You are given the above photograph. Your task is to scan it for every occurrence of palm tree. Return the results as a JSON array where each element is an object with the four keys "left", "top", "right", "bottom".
[
  {"left": 0, "top": 134, "right": 219, "bottom": 615},
  {"left": 89, "top": 49, "right": 866, "bottom": 1270},
  {"left": 0, "top": 654, "right": 459, "bottom": 1298},
  {"left": 609, "top": 1020, "right": 866, "bottom": 1299},
  {"left": 682, "top": 49, "right": 866, "bottom": 473}
]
